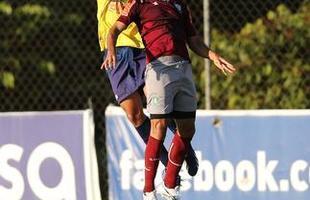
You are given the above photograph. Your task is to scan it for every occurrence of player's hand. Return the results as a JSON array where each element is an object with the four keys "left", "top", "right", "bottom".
[
  {"left": 101, "top": 51, "right": 116, "bottom": 70},
  {"left": 209, "top": 50, "right": 236, "bottom": 76}
]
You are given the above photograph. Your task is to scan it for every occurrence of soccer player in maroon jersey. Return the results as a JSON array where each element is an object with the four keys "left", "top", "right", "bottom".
[
  {"left": 98, "top": 0, "right": 199, "bottom": 179},
  {"left": 102, "top": 0, "right": 236, "bottom": 199}
]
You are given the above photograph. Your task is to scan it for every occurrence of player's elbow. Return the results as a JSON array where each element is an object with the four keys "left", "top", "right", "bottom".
[
  {"left": 108, "top": 25, "right": 119, "bottom": 39},
  {"left": 187, "top": 36, "right": 199, "bottom": 50},
  {"left": 110, "top": 21, "right": 127, "bottom": 36}
]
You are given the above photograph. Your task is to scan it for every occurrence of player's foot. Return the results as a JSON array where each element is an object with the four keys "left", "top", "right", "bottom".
[
  {"left": 185, "top": 144, "right": 199, "bottom": 176},
  {"left": 162, "top": 170, "right": 181, "bottom": 187},
  {"left": 143, "top": 190, "right": 158, "bottom": 200},
  {"left": 159, "top": 184, "right": 180, "bottom": 200}
]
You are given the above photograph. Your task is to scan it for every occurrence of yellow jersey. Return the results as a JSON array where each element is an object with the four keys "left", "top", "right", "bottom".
[{"left": 97, "top": 0, "right": 144, "bottom": 51}]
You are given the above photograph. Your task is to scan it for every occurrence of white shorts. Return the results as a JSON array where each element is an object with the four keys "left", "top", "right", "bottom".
[{"left": 145, "top": 56, "right": 197, "bottom": 119}]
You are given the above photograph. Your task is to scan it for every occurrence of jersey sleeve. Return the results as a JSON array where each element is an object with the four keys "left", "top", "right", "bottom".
[
  {"left": 96, "top": 0, "right": 109, "bottom": 20},
  {"left": 117, "top": 0, "right": 139, "bottom": 26},
  {"left": 183, "top": 5, "right": 197, "bottom": 38}
]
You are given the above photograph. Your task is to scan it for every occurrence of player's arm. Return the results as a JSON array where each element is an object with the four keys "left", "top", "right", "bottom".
[
  {"left": 101, "top": 0, "right": 139, "bottom": 70},
  {"left": 101, "top": 21, "right": 128, "bottom": 70},
  {"left": 183, "top": 4, "right": 236, "bottom": 75},
  {"left": 188, "top": 36, "right": 236, "bottom": 75}
]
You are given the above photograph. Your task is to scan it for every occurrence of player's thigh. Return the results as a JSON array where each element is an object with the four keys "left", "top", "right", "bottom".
[
  {"left": 120, "top": 91, "right": 145, "bottom": 126},
  {"left": 173, "top": 63, "right": 197, "bottom": 139},
  {"left": 174, "top": 64, "right": 197, "bottom": 113},
  {"left": 175, "top": 118, "right": 196, "bottom": 139},
  {"left": 173, "top": 80, "right": 197, "bottom": 139},
  {"left": 105, "top": 47, "right": 145, "bottom": 104},
  {"left": 145, "top": 65, "right": 176, "bottom": 116}
]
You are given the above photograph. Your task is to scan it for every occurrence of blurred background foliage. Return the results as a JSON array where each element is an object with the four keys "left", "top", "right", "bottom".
[
  {"left": 0, "top": 0, "right": 309, "bottom": 199},
  {"left": 191, "top": 1, "right": 309, "bottom": 109}
]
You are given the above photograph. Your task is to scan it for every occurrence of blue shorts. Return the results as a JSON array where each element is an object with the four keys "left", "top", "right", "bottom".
[{"left": 104, "top": 47, "right": 146, "bottom": 104}]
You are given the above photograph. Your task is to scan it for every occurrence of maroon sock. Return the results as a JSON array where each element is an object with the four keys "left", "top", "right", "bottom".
[
  {"left": 165, "top": 133, "right": 191, "bottom": 188},
  {"left": 144, "top": 136, "right": 163, "bottom": 192}
]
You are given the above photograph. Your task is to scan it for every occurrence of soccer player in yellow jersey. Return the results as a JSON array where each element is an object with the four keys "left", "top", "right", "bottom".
[
  {"left": 97, "top": 0, "right": 143, "bottom": 52},
  {"left": 97, "top": 0, "right": 199, "bottom": 176}
]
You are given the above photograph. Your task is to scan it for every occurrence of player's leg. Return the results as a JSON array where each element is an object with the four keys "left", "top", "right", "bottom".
[
  {"left": 164, "top": 117, "right": 195, "bottom": 188},
  {"left": 170, "top": 62, "right": 199, "bottom": 176},
  {"left": 165, "top": 118, "right": 198, "bottom": 176},
  {"left": 143, "top": 60, "right": 177, "bottom": 197},
  {"left": 144, "top": 118, "right": 169, "bottom": 193},
  {"left": 119, "top": 91, "right": 169, "bottom": 166},
  {"left": 161, "top": 60, "right": 198, "bottom": 199},
  {"left": 135, "top": 50, "right": 199, "bottom": 173},
  {"left": 119, "top": 91, "right": 147, "bottom": 136},
  {"left": 104, "top": 47, "right": 169, "bottom": 166}
]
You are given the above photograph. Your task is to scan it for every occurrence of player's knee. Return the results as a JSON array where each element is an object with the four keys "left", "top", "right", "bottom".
[
  {"left": 178, "top": 123, "right": 195, "bottom": 138},
  {"left": 151, "top": 119, "right": 168, "bottom": 139},
  {"left": 153, "top": 119, "right": 168, "bottom": 131},
  {"left": 126, "top": 111, "right": 145, "bottom": 127}
]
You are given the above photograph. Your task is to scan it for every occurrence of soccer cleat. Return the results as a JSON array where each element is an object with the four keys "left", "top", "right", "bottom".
[
  {"left": 185, "top": 144, "right": 199, "bottom": 176},
  {"left": 143, "top": 190, "right": 158, "bottom": 200},
  {"left": 161, "top": 169, "right": 181, "bottom": 187},
  {"left": 175, "top": 175, "right": 181, "bottom": 188},
  {"left": 159, "top": 184, "right": 180, "bottom": 200}
]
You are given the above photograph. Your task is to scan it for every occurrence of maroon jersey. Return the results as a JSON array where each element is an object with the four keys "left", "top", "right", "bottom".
[{"left": 118, "top": 0, "right": 197, "bottom": 63}]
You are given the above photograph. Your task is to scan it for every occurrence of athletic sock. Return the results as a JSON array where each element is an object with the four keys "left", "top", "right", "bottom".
[
  {"left": 135, "top": 116, "right": 151, "bottom": 143},
  {"left": 164, "top": 133, "right": 191, "bottom": 188},
  {"left": 144, "top": 136, "right": 163, "bottom": 192},
  {"left": 135, "top": 117, "right": 168, "bottom": 166},
  {"left": 167, "top": 119, "right": 177, "bottom": 133}
]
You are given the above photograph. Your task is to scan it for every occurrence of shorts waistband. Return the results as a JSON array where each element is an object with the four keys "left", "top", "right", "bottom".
[{"left": 147, "top": 55, "right": 189, "bottom": 67}]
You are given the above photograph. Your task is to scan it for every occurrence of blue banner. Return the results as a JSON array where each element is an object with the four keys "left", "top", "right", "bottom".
[
  {"left": 0, "top": 110, "right": 101, "bottom": 200},
  {"left": 106, "top": 106, "right": 310, "bottom": 200}
]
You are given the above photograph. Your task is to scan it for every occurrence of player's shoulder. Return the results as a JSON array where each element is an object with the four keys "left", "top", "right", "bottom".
[{"left": 121, "top": 0, "right": 140, "bottom": 16}]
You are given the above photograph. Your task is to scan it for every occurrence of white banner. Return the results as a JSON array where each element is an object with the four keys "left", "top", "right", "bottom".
[
  {"left": 0, "top": 109, "right": 101, "bottom": 200},
  {"left": 106, "top": 105, "right": 310, "bottom": 200}
]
